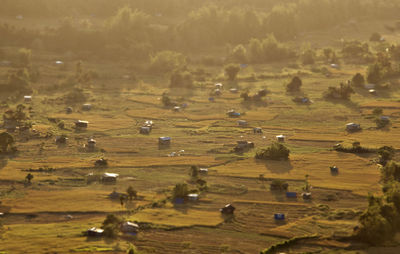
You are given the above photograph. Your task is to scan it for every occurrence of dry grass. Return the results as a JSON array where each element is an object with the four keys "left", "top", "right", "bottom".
[
  {"left": 129, "top": 206, "right": 223, "bottom": 227},
  {"left": 2, "top": 188, "right": 149, "bottom": 213},
  {"left": 2, "top": 16, "right": 400, "bottom": 254},
  {"left": 214, "top": 152, "right": 380, "bottom": 196},
  {"left": 0, "top": 219, "right": 129, "bottom": 254},
  {"left": 50, "top": 113, "right": 135, "bottom": 132}
]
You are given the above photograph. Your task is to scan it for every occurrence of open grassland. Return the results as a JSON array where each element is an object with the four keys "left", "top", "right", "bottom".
[
  {"left": 0, "top": 219, "right": 131, "bottom": 254},
  {"left": 2, "top": 15, "right": 400, "bottom": 254}
]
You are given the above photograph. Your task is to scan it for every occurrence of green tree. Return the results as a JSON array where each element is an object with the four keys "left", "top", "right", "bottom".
[
  {"left": 367, "top": 63, "right": 383, "bottom": 84},
  {"left": 15, "top": 104, "right": 27, "bottom": 122},
  {"left": 0, "top": 132, "right": 14, "bottom": 153},
  {"left": 248, "top": 38, "right": 263, "bottom": 63},
  {"left": 230, "top": 44, "right": 247, "bottom": 63},
  {"left": 106, "top": 6, "right": 151, "bottom": 44},
  {"left": 378, "top": 146, "right": 395, "bottom": 166},
  {"left": 324, "top": 83, "right": 354, "bottom": 100},
  {"left": 161, "top": 92, "right": 176, "bottom": 107},
  {"left": 303, "top": 174, "right": 310, "bottom": 192},
  {"left": 126, "top": 186, "right": 137, "bottom": 201},
  {"left": 300, "top": 49, "right": 316, "bottom": 65},
  {"left": 352, "top": 73, "right": 365, "bottom": 87},
  {"left": 255, "top": 142, "right": 290, "bottom": 160},
  {"left": 25, "top": 173, "right": 34, "bottom": 183},
  {"left": 323, "top": 48, "right": 336, "bottom": 62},
  {"left": 383, "top": 180, "right": 400, "bottom": 211},
  {"left": 5, "top": 68, "right": 32, "bottom": 94},
  {"left": 172, "top": 183, "right": 189, "bottom": 200},
  {"left": 358, "top": 195, "right": 393, "bottom": 245},
  {"left": 224, "top": 64, "right": 240, "bottom": 81},
  {"left": 102, "top": 214, "right": 122, "bottom": 238},
  {"left": 189, "top": 165, "right": 198, "bottom": 178},
  {"left": 149, "top": 51, "right": 186, "bottom": 73},
  {"left": 270, "top": 179, "right": 288, "bottom": 191},
  {"left": 127, "top": 244, "right": 139, "bottom": 254},
  {"left": 373, "top": 108, "right": 383, "bottom": 116},
  {"left": 64, "top": 87, "right": 87, "bottom": 105},
  {"left": 18, "top": 48, "right": 32, "bottom": 68},
  {"left": 381, "top": 161, "right": 400, "bottom": 183},
  {"left": 286, "top": 76, "right": 302, "bottom": 92},
  {"left": 170, "top": 70, "right": 193, "bottom": 88}
]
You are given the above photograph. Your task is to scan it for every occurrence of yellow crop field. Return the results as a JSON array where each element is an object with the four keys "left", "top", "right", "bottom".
[{"left": 1, "top": 4, "right": 400, "bottom": 253}]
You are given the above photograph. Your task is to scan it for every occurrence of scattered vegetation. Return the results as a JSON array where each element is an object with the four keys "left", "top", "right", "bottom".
[
  {"left": 351, "top": 73, "right": 365, "bottom": 87},
  {"left": 170, "top": 69, "right": 193, "bottom": 89},
  {"left": 255, "top": 142, "right": 290, "bottom": 161},
  {"left": 2, "top": 1, "right": 400, "bottom": 253},
  {"left": 0, "top": 132, "right": 16, "bottom": 153},
  {"left": 240, "top": 89, "right": 268, "bottom": 105},
  {"left": 126, "top": 186, "right": 137, "bottom": 201},
  {"left": 333, "top": 142, "right": 373, "bottom": 154},
  {"left": 172, "top": 183, "right": 189, "bottom": 201},
  {"left": 270, "top": 179, "right": 288, "bottom": 191},
  {"left": 323, "top": 82, "right": 354, "bottom": 100},
  {"left": 377, "top": 146, "right": 395, "bottom": 166},
  {"left": 286, "top": 76, "right": 302, "bottom": 93},
  {"left": 357, "top": 161, "right": 400, "bottom": 245},
  {"left": 224, "top": 64, "right": 240, "bottom": 81},
  {"left": 102, "top": 214, "right": 122, "bottom": 238}
]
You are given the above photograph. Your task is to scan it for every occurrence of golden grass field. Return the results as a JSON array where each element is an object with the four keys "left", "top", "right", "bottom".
[{"left": 1, "top": 17, "right": 400, "bottom": 254}]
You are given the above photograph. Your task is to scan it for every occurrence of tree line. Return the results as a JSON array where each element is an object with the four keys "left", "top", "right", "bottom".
[{"left": 2, "top": 0, "right": 400, "bottom": 57}]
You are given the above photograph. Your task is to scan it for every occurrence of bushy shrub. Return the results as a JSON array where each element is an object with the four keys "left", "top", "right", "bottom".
[
  {"left": 18, "top": 48, "right": 32, "bottom": 68},
  {"left": 342, "top": 40, "right": 370, "bottom": 58},
  {"left": 172, "top": 183, "right": 189, "bottom": 200},
  {"left": 64, "top": 87, "right": 87, "bottom": 104},
  {"left": 367, "top": 63, "right": 384, "bottom": 84},
  {"left": 0, "top": 132, "right": 15, "bottom": 153},
  {"left": 323, "top": 48, "right": 337, "bottom": 63},
  {"left": 170, "top": 69, "right": 193, "bottom": 88},
  {"left": 18, "top": 48, "right": 32, "bottom": 67},
  {"left": 367, "top": 52, "right": 399, "bottom": 84},
  {"left": 357, "top": 161, "right": 400, "bottom": 244},
  {"left": 241, "top": 89, "right": 269, "bottom": 105},
  {"left": 270, "top": 179, "right": 288, "bottom": 191},
  {"left": 300, "top": 49, "right": 316, "bottom": 65},
  {"left": 224, "top": 64, "right": 240, "bottom": 81},
  {"left": 333, "top": 142, "right": 372, "bottom": 153},
  {"left": 127, "top": 244, "right": 139, "bottom": 254},
  {"left": 149, "top": 51, "right": 186, "bottom": 73},
  {"left": 229, "top": 44, "right": 247, "bottom": 63},
  {"left": 358, "top": 196, "right": 393, "bottom": 245},
  {"left": 286, "top": 76, "right": 302, "bottom": 92},
  {"left": 375, "top": 117, "right": 390, "bottom": 129},
  {"left": 351, "top": 73, "right": 365, "bottom": 87},
  {"left": 105, "top": 6, "right": 151, "bottom": 45},
  {"left": 1, "top": 68, "right": 32, "bottom": 95},
  {"left": 323, "top": 83, "right": 354, "bottom": 100},
  {"left": 161, "top": 92, "right": 176, "bottom": 107},
  {"left": 370, "top": 32, "right": 382, "bottom": 42},
  {"left": 378, "top": 146, "right": 395, "bottom": 165},
  {"left": 247, "top": 35, "right": 295, "bottom": 63},
  {"left": 102, "top": 214, "right": 122, "bottom": 238},
  {"left": 373, "top": 108, "right": 383, "bottom": 116},
  {"left": 383, "top": 181, "right": 400, "bottom": 211},
  {"left": 381, "top": 161, "right": 400, "bottom": 183},
  {"left": 255, "top": 142, "right": 290, "bottom": 160},
  {"left": 189, "top": 165, "right": 198, "bottom": 178}
]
